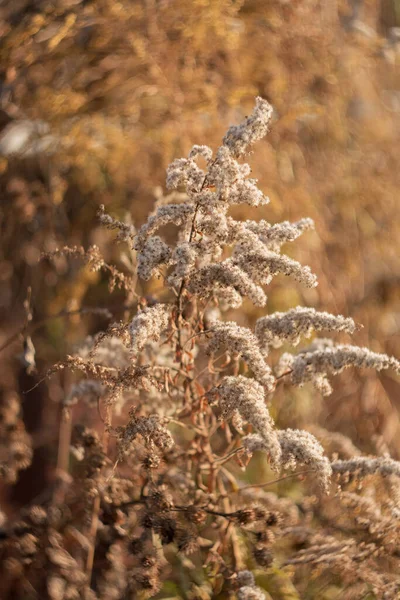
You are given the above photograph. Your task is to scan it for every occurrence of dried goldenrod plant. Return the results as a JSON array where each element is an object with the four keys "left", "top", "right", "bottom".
[{"left": 1, "top": 98, "right": 400, "bottom": 600}]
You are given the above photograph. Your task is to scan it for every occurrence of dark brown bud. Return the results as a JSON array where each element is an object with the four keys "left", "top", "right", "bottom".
[
  {"left": 142, "top": 454, "right": 161, "bottom": 470},
  {"left": 141, "top": 554, "right": 157, "bottom": 569},
  {"left": 129, "top": 537, "right": 144, "bottom": 554},
  {"left": 265, "top": 511, "right": 281, "bottom": 527},
  {"left": 141, "top": 512, "right": 157, "bottom": 530},
  {"left": 256, "top": 528, "right": 275, "bottom": 545},
  {"left": 235, "top": 508, "right": 256, "bottom": 525},
  {"left": 158, "top": 517, "right": 177, "bottom": 544},
  {"left": 185, "top": 506, "right": 207, "bottom": 525},
  {"left": 253, "top": 545, "right": 273, "bottom": 567}
]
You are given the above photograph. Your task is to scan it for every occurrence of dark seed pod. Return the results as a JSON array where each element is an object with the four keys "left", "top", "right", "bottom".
[{"left": 253, "top": 545, "right": 273, "bottom": 567}]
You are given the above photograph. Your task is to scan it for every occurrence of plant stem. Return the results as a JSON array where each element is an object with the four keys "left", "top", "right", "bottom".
[
  {"left": 85, "top": 405, "right": 112, "bottom": 588},
  {"left": 53, "top": 406, "right": 73, "bottom": 506},
  {"left": 237, "top": 469, "right": 316, "bottom": 492}
]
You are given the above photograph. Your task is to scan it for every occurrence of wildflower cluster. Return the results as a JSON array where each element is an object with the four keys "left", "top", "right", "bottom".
[{"left": 1, "top": 98, "right": 400, "bottom": 599}]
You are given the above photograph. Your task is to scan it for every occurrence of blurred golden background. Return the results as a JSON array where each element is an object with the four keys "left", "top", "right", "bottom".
[{"left": 0, "top": 0, "right": 399, "bottom": 511}]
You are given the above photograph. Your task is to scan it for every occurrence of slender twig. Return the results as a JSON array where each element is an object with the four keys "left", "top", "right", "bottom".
[
  {"left": 275, "top": 369, "right": 293, "bottom": 380},
  {"left": 85, "top": 405, "right": 112, "bottom": 586},
  {"left": 0, "top": 306, "right": 114, "bottom": 355},
  {"left": 193, "top": 351, "right": 227, "bottom": 380},
  {"left": 175, "top": 167, "right": 213, "bottom": 359},
  {"left": 213, "top": 446, "right": 244, "bottom": 465},
  {"left": 106, "top": 459, "right": 120, "bottom": 483},
  {"left": 237, "top": 469, "right": 317, "bottom": 492},
  {"left": 52, "top": 406, "right": 73, "bottom": 506},
  {"left": 167, "top": 418, "right": 206, "bottom": 437},
  {"left": 182, "top": 329, "right": 214, "bottom": 350}
]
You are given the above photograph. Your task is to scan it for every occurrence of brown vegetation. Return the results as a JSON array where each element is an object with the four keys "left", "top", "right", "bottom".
[{"left": 0, "top": 1, "right": 400, "bottom": 599}]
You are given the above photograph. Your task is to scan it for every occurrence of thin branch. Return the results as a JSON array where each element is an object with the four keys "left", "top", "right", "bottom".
[
  {"left": 175, "top": 167, "right": 213, "bottom": 359},
  {"left": 85, "top": 405, "right": 112, "bottom": 586},
  {"left": 237, "top": 469, "right": 317, "bottom": 492},
  {"left": 0, "top": 306, "right": 114, "bottom": 355},
  {"left": 52, "top": 406, "right": 73, "bottom": 506}
]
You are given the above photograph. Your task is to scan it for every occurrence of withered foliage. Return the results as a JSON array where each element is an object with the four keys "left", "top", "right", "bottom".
[
  {"left": 1, "top": 0, "right": 400, "bottom": 465},
  {"left": 1, "top": 98, "right": 400, "bottom": 600}
]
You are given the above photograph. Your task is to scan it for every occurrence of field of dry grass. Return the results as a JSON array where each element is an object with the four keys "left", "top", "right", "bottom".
[{"left": 0, "top": 1, "right": 400, "bottom": 598}]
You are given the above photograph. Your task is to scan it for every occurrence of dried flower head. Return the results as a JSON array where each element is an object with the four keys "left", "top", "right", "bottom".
[
  {"left": 256, "top": 308, "right": 356, "bottom": 352},
  {"left": 243, "top": 428, "right": 332, "bottom": 491},
  {"left": 223, "top": 96, "right": 273, "bottom": 156},
  {"left": 207, "top": 376, "right": 281, "bottom": 469},
  {"left": 277, "top": 343, "right": 400, "bottom": 396},
  {"left": 115, "top": 407, "right": 174, "bottom": 458},
  {"left": 129, "top": 304, "right": 171, "bottom": 354},
  {"left": 237, "top": 569, "right": 266, "bottom": 600},
  {"left": 206, "top": 321, "right": 275, "bottom": 390}
]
